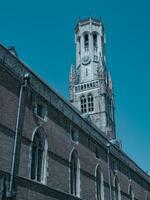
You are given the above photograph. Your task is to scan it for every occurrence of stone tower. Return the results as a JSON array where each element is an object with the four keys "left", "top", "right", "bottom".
[{"left": 69, "top": 18, "right": 116, "bottom": 139}]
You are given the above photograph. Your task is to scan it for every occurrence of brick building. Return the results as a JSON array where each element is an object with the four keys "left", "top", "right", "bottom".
[{"left": 0, "top": 18, "right": 149, "bottom": 200}]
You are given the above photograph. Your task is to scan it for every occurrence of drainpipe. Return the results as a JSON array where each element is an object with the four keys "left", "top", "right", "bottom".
[
  {"left": 107, "top": 143, "right": 112, "bottom": 200},
  {"left": 7, "top": 73, "right": 30, "bottom": 199}
]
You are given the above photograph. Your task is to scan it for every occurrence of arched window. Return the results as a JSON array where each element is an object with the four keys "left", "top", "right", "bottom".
[
  {"left": 31, "top": 128, "right": 47, "bottom": 183},
  {"left": 84, "top": 34, "right": 89, "bottom": 51},
  {"left": 77, "top": 36, "right": 81, "bottom": 55},
  {"left": 70, "top": 150, "right": 80, "bottom": 197},
  {"left": 81, "top": 95, "right": 87, "bottom": 113},
  {"left": 96, "top": 165, "right": 102, "bottom": 200},
  {"left": 93, "top": 33, "right": 97, "bottom": 49},
  {"left": 88, "top": 94, "right": 94, "bottom": 112},
  {"left": 129, "top": 185, "right": 134, "bottom": 200}
]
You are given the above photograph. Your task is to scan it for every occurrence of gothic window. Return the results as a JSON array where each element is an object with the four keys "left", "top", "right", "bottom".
[
  {"left": 101, "top": 35, "right": 105, "bottom": 55},
  {"left": 93, "top": 33, "right": 98, "bottom": 49},
  {"left": 84, "top": 34, "right": 89, "bottom": 51},
  {"left": 78, "top": 37, "right": 81, "bottom": 55},
  {"left": 96, "top": 165, "right": 102, "bottom": 200},
  {"left": 88, "top": 94, "right": 94, "bottom": 112},
  {"left": 70, "top": 150, "right": 80, "bottom": 196},
  {"left": 31, "top": 129, "right": 47, "bottom": 183},
  {"left": 81, "top": 95, "right": 87, "bottom": 113}
]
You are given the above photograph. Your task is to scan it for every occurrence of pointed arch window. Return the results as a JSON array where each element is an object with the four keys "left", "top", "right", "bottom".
[
  {"left": 70, "top": 150, "right": 80, "bottom": 197},
  {"left": 31, "top": 129, "right": 47, "bottom": 183},
  {"left": 96, "top": 165, "right": 102, "bottom": 200},
  {"left": 81, "top": 95, "right": 87, "bottom": 113},
  {"left": 88, "top": 94, "right": 94, "bottom": 112},
  {"left": 93, "top": 33, "right": 98, "bottom": 50},
  {"left": 84, "top": 34, "right": 89, "bottom": 51},
  {"left": 77, "top": 36, "right": 81, "bottom": 55}
]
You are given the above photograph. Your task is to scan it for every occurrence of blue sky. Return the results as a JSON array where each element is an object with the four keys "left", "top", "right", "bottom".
[{"left": 0, "top": 0, "right": 150, "bottom": 172}]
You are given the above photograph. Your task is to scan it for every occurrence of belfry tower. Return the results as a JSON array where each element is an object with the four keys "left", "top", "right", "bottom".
[{"left": 69, "top": 18, "right": 116, "bottom": 139}]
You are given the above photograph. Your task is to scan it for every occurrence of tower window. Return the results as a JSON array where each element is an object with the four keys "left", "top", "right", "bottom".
[
  {"left": 88, "top": 94, "right": 94, "bottom": 112},
  {"left": 84, "top": 34, "right": 89, "bottom": 51},
  {"left": 81, "top": 95, "right": 87, "bottom": 113},
  {"left": 78, "top": 37, "right": 81, "bottom": 55},
  {"left": 70, "top": 150, "right": 80, "bottom": 196},
  {"left": 31, "top": 130, "right": 47, "bottom": 183},
  {"left": 93, "top": 34, "right": 97, "bottom": 50}
]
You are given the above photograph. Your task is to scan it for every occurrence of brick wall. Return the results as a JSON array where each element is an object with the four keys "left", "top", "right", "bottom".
[{"left": 0, "top": 61, "right": 149, "bottom": 200}]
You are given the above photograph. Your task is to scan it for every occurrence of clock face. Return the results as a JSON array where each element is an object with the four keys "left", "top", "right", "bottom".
[{"left": 82, "top": 55, "right": 91, "bottom": 65}]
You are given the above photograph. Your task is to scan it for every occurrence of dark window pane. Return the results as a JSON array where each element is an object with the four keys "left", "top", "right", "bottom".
[
  {"left": 37, "top": 149, "right": 43, "bottom": 182},
  {"left": 31, "top": 146, "right": 37, "bottom": 180},
  {"left": 37, "top": 104, "right": 43, "bottom": 117}
]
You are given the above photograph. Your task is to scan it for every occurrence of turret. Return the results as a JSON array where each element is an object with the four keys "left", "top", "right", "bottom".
[{"left": 69, "top": 63, "right": 75, "bottom": 102}]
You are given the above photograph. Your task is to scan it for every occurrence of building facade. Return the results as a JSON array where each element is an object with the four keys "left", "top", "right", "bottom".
[{"left": 0, "top": 18, "right": 149, "bottom": 200}]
